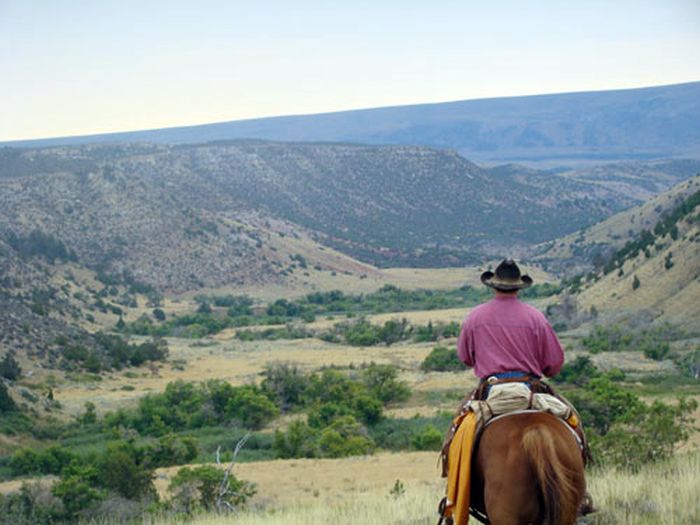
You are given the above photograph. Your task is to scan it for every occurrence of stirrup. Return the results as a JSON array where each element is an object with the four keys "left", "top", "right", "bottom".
[{"left": 436, "top": 497, "right": 454, "bottom": 525}]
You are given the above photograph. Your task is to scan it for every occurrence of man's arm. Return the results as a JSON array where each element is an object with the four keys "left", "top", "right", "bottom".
[
  {"left": 456, "top": 317, "right": 475, "bottom": 367},
  {"left": 538, "top": 319, "right": 564, "bottom": 377}
]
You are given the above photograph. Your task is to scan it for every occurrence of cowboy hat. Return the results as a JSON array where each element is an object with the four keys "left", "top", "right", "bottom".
[{"left": 480, "top": 259, "right": 533, "bottom": 291}]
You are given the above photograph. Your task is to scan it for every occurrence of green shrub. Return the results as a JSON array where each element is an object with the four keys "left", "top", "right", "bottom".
[
  {"left": 592, "top": 397, "right": 697, "bottom": 471},
  {"left": 96, "top": 441, "right": 156, "bottom": 501},
  {"left": 7, "top": 230, "right": 77, "bottom": 264},
  {"left": 568, "top": 376, "right": 643, "bottom": 434},
  {"left": 10, "top": 446, "right": 78, "bottom": 476},
  {"left": 225, "top": 386, "right": 280, "bottom": 430},
  {"left": 370, "top": 415, "right": 453, "bottom": 451},
  {"left": 273, "top": 421, "right": 321, "bottom": 459},
  {"left": 77, "top": 402, "right": 97, "bottom": 425},
  {"left": 141, "top": 435, "right": 198, "bottom": 467},
  {"left": 0, "top": 351, "right": 22, "bottom": 380},
  {"left": 361, "top": 363, "right": 411, "bottom": 403},
  {"left": 640, "top": 339, "right": 670, "bottom": 361},
  {"left": 106, "top": 380, "right": 279, "bottom": 435},
  {"left": 52, "top": 463, "right": 104, "bottom": 519},
  {"left": 1, "top": 482, "right": 64, "bottom": 524},
  {"left": 567, "top": 376, "right": 697, "bottom": 470},
  {"left": 582, "top": 324, "right": 680, "bottom": 358},
  {"left": 411, "top": 425, "right": 443, "bottom": 451},
  {"left": 341, "top": 319, "right": 383, "bottom": 346},
  {"left": 318, "top": 416, "right": 375, "bottom": 457},
  {"left": 553, "top": 355, "right": 599, "bottom": 386},
  {"left": 0, "top": 382, "right": 17, "bottom": 413},
  {"left": 168, "top": 464, "right": 255, "bottom": 513},
  {"left": 274, "top": 416, "right": 375, "bottom": 459},
  {"left": 413, "top": 321, "right": 460, "bottom": 342},
  {"left": 421, "top": 346, "right": 464, "bottom": 372},
  {"left": 304, "top": 369, "right": 385, "bottom": 426},
  {"left": 260, "top": 364, "right": 308, "bottom": 411}
]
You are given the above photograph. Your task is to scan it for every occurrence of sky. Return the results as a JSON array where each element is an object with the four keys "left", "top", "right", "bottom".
[{"left": 1, "top": 0, "right": 699, "bottom": 142}]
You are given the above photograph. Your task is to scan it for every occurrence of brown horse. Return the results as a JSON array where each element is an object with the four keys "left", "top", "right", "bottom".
[{"left": 470, "top": 412, "right": 586, "bottom": 525}]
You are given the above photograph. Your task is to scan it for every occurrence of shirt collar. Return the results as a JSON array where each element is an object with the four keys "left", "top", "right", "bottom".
[{"left": 493, "top": 294, "right": 519, "bottom": 301}]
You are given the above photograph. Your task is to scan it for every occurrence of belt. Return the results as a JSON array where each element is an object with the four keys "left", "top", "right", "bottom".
[{"left": 486, "top": 370, "right": 540, "bottom": 383}]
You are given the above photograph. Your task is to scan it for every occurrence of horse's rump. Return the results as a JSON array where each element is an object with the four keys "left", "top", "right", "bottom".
[{"left": 473, "top": 412, "right": 586, "bottom": 525}]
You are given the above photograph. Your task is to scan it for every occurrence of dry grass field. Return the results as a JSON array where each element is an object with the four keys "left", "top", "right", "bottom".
[
  {"left": 179, "top": 265, "right": 477, "bottom": 304},
  {"left": 214, "top": 306, "right": 471, "bottom": 339},
  {"left": 155, "top": 451, "right": 442, "bottom": 506},
  {"left": 5, "top": 451, "right": 697, "bottom": 524},
  {"left": 50, "top": 335, "right": 474, "bottom": 417},
  {"left": 149, "top": 452, "right": 700, "bottom": 525},
  {"left": 178, "top": 263, "right": 554, "bottom": 303}
]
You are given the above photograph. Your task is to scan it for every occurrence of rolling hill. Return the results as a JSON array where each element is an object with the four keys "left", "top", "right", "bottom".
[
  {"left": 4, "top": 82, "right": 700, "bottom": 165},
  {"left": 0, "top": 140, "right": 667, "bottom": 292},
  {"left": 560, "top": 177, "right": 700, "bottom": 329},
  {"left": 535, "top": 174, "right": 700, "bottom": 275},
  {"left": 1, "top": 140, "right": 697, "bottom": 364}
]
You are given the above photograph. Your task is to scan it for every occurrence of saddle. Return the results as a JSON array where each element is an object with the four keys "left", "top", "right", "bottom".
[{"left": 441, "top": 373, "right": 590, "bottom": 477}]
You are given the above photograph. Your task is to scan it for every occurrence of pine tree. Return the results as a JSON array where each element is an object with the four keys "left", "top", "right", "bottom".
[
  {"left": 0, "top": 351, "right": 22, "bottom": 381},
  {"left": 632, "top": 275, "right": 641, "bottom": 290}
]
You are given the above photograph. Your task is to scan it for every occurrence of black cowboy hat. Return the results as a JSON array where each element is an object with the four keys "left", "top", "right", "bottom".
[{"left": 480, "top": 259, "right": 533, "bottom": 291}]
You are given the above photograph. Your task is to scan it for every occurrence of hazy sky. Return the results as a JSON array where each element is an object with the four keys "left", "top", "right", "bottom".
[{"left": 1, "top": 0, "right": 699, "bottom": 141}]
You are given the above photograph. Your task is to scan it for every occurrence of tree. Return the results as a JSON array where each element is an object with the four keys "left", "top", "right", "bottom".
[
  {"left": 0, "top": 382, "right": 17, "bottom": 413},
  {"left": 225, "top": 386, "right": 279, "bottom": 429},
  {"left": 52, "top": 464, "right": 104, "bottom": 519},
  {"left": 197, "top": 302, "right": 212, "bottom": 314},
  {"left": 260, "top": 364, "right": 308, "bottom": 411},
  {"left": 77, "top": 402, "right": 97, "bottom": 425},
  {"left": 632, "top": 275, "right": 640, "bottom": 290},
  {"left": 361, "top": 363, "right": 410, "bottom": 403},
  {"left": 0, "top": 351, "right": 22, "bottom": 381},
  {"left": 96, "top": 442, "right": 156, "bottom": 501}
]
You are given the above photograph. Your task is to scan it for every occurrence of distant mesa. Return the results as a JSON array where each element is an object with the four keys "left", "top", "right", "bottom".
[{"left": 3, "top": 81, "right": 700, "bottom": 165}]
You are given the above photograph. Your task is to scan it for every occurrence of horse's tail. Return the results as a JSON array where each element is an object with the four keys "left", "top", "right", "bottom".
[{"left": 521, "top": 424, "right": 579, "bottom": 525}]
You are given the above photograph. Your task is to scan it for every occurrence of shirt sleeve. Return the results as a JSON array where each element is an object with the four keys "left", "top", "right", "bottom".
[
  {"left": 538, "top": 317, "right": 564, "bottom": 377},
  {"left": 456, "top": 316, "right": 475, "bottom": 367}
]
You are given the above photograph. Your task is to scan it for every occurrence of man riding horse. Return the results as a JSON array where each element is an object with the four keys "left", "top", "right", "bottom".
[{"left": 439, "top": 259, "right": 594, "bottom": 525}]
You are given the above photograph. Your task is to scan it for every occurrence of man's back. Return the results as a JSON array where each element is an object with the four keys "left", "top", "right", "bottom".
[{"left": 457, "top": 294, "right": 563, "bottom": 378}]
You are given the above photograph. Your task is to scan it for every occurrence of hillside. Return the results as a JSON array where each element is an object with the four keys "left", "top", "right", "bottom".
[
  {"left": 569, "top": 180, "right": 700, "bottom": 329},
  {"left": 535, "top": 175, "right": 700, "bottom": 275},
  {"left": 4, "top": 82, "right": 700, "bottom": 164},
  {"left": 0, "top": 141, "right": 649, "bottom": 286},
  {"left": 1, "top": 141, "right": 697, "bottom": 367},
  {"left": 556, "top": 159, "right": 700, "bottom": 201}
]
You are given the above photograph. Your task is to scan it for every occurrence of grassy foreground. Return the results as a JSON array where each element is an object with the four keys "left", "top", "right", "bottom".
[{"left": 138, "top": 453, "right": 700, "bottom": 525}]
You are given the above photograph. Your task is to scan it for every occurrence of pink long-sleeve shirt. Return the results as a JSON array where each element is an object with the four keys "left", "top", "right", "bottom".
[{"left": 456, "top": 295, "right": 564, "bottom": 379}]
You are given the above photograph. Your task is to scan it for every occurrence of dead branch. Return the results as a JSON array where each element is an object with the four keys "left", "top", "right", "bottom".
[{"left": 215, "top": 433, "right": 251, "bottom": 513}]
